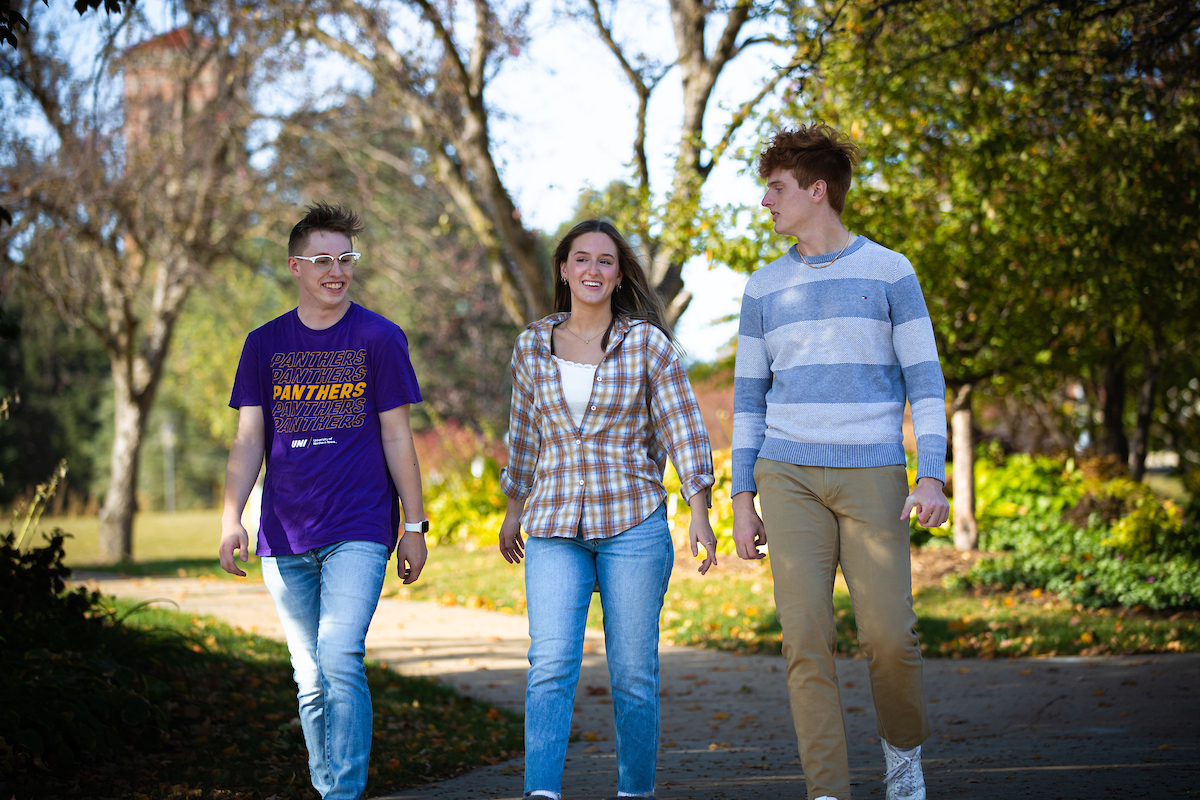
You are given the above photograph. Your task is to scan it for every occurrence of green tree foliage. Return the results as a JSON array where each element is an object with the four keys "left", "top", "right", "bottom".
[
  {"left": 0, "top": 297, "right": 108, "bottom": 509},
  {"left": 731, "top": 0, "right": 1200, "bottom": 473},
  {"left": 849, "top": 0, "right": 1195, "bottom": 470}
]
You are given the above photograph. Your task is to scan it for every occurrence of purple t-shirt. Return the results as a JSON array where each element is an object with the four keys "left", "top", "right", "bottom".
[{"left": 229, "top": 303, "right": 422, "bottom": 556}]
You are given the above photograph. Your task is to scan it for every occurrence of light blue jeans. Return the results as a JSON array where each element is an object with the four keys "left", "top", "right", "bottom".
[
  {"left": 261, "top": 539, "right": 389, "bottom": 800},
  {"left": 523, "top": 503, "right": 674, "bottom": 797}
]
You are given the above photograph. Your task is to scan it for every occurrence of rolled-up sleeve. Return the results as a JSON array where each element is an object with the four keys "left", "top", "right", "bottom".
[
  {"left": 646, "top": 330, "right": 715, "bottom": 506},
  {"left": 498, "top": 339, "right": 540, "bottom": 500}
]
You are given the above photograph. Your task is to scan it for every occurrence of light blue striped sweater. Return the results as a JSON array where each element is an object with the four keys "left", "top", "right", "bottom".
[{"left": 732, "top": 236, "right": 947, "bottom": 495}]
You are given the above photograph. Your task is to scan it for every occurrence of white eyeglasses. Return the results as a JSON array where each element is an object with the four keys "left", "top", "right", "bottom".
[{"left": 293, "top": 252, "right": 361, "bottom": 269}]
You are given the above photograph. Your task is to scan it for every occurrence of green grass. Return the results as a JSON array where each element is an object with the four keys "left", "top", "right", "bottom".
[
  {"left": 8, "top": 597, "right": 523, "bottom": 799},
  {"left": 910, "top": 585, "right": 1198, "bottom": 658},
  {"left": 40, "top": 509, "right": 229, "bottom": 569},
  {"left": 41, "top": 510, "right": 1198, "bottom": 659},
  {"left": 387, "top": 545, "right": 1200, "bottom": 658},
  {"left": 1143, "top": 472, "right": 1190, "bottom": 503}
]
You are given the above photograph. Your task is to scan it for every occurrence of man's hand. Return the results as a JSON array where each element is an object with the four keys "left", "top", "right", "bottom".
[
  {"left": 901, "top": 477, "right": 950, "bottom": 528},
  {"left": 396, "top": 529, "right": 428, "bottom": 584},
  {"left": 732, "top": 491, "right": 767, "bottom": 560},
  {"left": 218, "top": 405, "right": 264, "bottom": 578},
  {"left": 218, "top": 521, "right": 250, "bottom": 577}
]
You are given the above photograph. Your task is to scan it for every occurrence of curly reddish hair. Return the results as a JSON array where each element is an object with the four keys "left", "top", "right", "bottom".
[{"left": 757, "top": 123, "right": 860, "bottom": 214}]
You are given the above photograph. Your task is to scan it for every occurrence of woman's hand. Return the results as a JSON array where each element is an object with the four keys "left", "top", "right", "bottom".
[
  {"left": 687, "top": 493, "right": 718, "bottom": 575},
  {"left": 499, "top": 496, "right": 526, "bottom": 565}
]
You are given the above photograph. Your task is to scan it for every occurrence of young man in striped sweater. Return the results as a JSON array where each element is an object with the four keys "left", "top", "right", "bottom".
[{"left": 731, "top": 124, "right": 949, "bottom": 800}]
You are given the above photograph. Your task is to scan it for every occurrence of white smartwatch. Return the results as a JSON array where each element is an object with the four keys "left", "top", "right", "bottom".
[{"left": 403, "top": 520, "right": 430, "bottom": 533}]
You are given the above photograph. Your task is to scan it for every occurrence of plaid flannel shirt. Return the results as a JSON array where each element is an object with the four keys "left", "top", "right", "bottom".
[{"left": 499, "top": 313, "right": 714, "bottom": 540}]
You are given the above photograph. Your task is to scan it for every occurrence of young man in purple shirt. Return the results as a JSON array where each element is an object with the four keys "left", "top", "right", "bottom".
[{"left": 219, "top": 202, "right": 430, "bottom": 800}]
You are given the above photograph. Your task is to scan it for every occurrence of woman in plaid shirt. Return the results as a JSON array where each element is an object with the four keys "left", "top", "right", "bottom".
[{"left": 498, "top": 220, "right": 718, "bottom": 800}]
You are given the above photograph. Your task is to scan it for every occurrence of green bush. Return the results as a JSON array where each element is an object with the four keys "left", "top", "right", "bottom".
[
  {"left": 427, "top": 446, "right": 950, "bottom": 553},
  {"left": 0, "top": 530, "right": 174, "bottom": 782},
  {"left": 425, "top": 455, "right": 506, "bottom": 547},
  {"left": 956, "top": 448, "right": 1200, "bottom": 610}
]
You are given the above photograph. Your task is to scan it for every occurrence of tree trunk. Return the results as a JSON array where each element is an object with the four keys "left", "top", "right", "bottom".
[
  {"left": 951, "top": 383, "right": 978, "bottom": 551},
  {"left": 1101, "top": 331, "right": 1130, "bottom": 463},
  {"left": 1130, "top": 346, "right": 1161, "bottom": 482},
  {"left": 97, "top": 362, "right": 152, "bottom": 563}
]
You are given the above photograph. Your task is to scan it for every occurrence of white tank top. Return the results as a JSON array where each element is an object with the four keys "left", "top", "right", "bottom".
[{"left": 553, "top": 356, "right": 598, "bottom": 427}]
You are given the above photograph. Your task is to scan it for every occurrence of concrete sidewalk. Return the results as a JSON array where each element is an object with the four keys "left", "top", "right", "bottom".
[{"left": 81, "top": 574, "right": 1200, "bottom": 799}]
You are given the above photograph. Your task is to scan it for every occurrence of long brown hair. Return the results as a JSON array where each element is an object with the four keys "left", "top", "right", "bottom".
[{"left": 552, "top": 219, "right": 673, "bottom": 349}]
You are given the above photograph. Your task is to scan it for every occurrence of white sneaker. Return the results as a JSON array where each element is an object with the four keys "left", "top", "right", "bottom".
[{"left": 882, "top": 739, "right": 926, "bottom": 800}]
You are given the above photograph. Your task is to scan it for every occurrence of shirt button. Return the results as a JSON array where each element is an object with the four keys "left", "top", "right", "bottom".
[
  {"left": 579, "top": 479, "right": 584, "bottom": 486},
  {"left": 591, "top": 405, "right": 597, "bottom": 410},
  {"left": 576, "top": 439, "right": 581, "bottom": 445}
]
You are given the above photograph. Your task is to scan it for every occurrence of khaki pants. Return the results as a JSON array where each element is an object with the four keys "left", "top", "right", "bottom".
[{"left": 755, "top": 459, "right": 929, "bottom": 800}]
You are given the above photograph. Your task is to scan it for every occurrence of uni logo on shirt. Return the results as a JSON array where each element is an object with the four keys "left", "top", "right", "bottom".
[{"left": 291, "top": 438, "right": 309, "bottom": 449}]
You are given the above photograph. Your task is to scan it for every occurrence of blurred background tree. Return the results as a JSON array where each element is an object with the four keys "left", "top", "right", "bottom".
[
  {"left": 0, "top": 0, "right": 1196, "bottom": 565},
  {"left": 267, "top": 93, "right": 520, "bottom": 430},
  {"left": 714, "top": 0, "right": 1200, "bottom": 548},
  {"left": 0, "top": 0, "right": 279, "bottom": 560}
]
